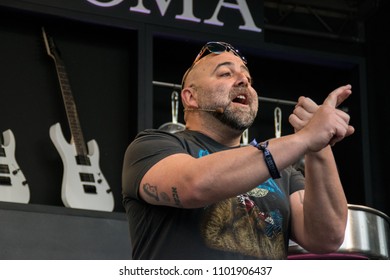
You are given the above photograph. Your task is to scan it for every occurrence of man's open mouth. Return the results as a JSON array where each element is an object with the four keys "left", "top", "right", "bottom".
[{"left": 232, "top": 94, "right": 248, "bottom": 105}]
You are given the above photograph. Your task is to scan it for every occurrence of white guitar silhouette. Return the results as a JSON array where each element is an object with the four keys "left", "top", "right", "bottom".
[
  {"left": 0, "top": 129, "right": 30, "bottom": 203},
  {"left": 42, "top": 27, "right": 114, "bottom": 212}
]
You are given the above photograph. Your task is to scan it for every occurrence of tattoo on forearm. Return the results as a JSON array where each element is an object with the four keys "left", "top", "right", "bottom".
[{"left": 172, "top": 187, "right": 183, "bottom": 207}]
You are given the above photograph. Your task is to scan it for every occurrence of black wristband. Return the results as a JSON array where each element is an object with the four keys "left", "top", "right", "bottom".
[{"left": 250, "top": 139, "right": 281, "bottom": 179}]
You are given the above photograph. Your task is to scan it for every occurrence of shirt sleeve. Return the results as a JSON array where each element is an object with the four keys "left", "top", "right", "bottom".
[
  {"left": 122, "top": 130, "right": 187, "bottom": 200},
  {"left": 287, "top": 165, "right": 305, "bottom": 195},
  {"left": 276, "top": 165, "right": 305, "bottom": 196}
]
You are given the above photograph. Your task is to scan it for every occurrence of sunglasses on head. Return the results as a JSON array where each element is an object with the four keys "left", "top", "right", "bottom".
[{"left": 181, "top": 41, "right": 247, "bottom": 88}]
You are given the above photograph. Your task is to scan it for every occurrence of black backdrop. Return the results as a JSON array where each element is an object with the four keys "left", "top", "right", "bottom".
[{"left": 0, "top": 10, "right": 138, "bottom": 211}]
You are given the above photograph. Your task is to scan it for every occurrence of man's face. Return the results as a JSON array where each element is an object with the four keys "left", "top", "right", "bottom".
[{"left": 188, "top": 51, "right": 259, "bottom": 131}]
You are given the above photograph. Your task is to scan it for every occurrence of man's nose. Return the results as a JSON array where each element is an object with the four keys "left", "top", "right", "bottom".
[{"left": 235, "top": 72, "right": 249, "bottom": 86}]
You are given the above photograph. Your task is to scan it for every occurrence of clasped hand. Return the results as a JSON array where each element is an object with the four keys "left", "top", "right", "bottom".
[{"left": 289, "top": 84, "right": 355, "bottom": 152}]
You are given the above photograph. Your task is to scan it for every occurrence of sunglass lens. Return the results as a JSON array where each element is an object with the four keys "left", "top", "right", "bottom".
[
  {"left": 206, "top": 42, "right": 227, "bottom": 54},
  {"left": 207, "top": 42, "right": 246, "bottom": 64}
]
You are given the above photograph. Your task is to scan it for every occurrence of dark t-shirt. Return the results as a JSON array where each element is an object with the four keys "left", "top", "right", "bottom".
[{"left": 122, "top": 129, "right": 305, "bottom": 259}]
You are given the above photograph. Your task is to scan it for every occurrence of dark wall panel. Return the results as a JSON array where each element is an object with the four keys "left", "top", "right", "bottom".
[{"left": 0, "top": 9, "right": 138, "bottom": 212}]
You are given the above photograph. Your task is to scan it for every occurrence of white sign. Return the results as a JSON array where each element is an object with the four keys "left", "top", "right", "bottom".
[{"left": 86, "top": 0, "right": 262, "bottom": 33}]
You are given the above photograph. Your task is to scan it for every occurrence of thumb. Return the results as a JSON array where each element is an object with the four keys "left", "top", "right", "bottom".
[{"left": 323, "top": 84, "right": 352, "bottom": 108}]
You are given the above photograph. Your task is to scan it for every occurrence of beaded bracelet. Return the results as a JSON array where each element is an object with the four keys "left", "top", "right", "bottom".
[{"left": 250, "top": 139, "right": 281, "bottom": 179}]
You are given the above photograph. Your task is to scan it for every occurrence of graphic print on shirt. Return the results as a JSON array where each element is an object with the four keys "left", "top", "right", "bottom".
[
  {"left": 198, "top": 149, "right": 210, "bottom": 158},
  {"left": 198, "top": 149, "right": 286, "bottom": 259}
]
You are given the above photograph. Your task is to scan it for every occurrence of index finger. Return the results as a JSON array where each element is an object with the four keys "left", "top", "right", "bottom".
[{"left": 323, "top": 84, "right": 352, "bottom": 108}]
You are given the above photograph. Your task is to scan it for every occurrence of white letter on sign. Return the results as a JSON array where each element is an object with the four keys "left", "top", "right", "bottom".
[
  {"left": 204, "top": 0, "right": 262, "bottom": 32},
  {"left": 155, "top": 0, "right": 173, "bottom": 16},
  {"left": 176, "top": 0, "right": 201, "bottom": 23},
  {"left": 130, "top": 0, "right": 151, "bottom": 14},
  {"left": 86, "top": 0, "right": 123, "bottom": 7}
]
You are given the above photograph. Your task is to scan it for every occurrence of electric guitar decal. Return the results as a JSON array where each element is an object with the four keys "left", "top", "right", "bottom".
[
  {"left": 42, "top": 27, "right": 114, "bottom": 211},
  {"left": 0, "top": 129, "right": 30, "bottom": 203}
]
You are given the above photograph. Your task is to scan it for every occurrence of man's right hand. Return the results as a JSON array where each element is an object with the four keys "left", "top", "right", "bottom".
[{"left": 289, "top": 84, "right": 355, "bottom": 152}]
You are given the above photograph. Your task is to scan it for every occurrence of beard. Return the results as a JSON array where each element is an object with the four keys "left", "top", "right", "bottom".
[
  {"left": 213, "top": 105, "right": 257, "bottom": 131},
  {"left": 195, "top": 84, "right": 258, "bottom": 131}
]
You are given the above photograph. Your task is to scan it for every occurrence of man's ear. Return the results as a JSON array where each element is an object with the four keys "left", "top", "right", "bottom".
[{"left": 181, "top": 87, "right": 199, "bottom": 109}]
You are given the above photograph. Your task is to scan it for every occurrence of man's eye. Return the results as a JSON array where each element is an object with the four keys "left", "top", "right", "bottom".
[{"left": 220, "top": 72, "right": 231, "bottom": 77}]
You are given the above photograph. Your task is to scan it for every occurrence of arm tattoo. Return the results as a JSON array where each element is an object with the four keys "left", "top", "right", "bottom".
[
  {"left": 160, "top": 192, "right": 171, "bottom": 202},
  {"left": 142, "top": 183, "right": 179, "bottom": 206},
  {"left": 143, "top": 183, "right": 159, "bottom": 201},
  {"left": 172, "top": 187, "right": 183, "bottom": 207}
]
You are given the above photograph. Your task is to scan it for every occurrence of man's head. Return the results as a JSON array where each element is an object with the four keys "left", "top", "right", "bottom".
[
  {"left": 181, "top": 42, "right": 258, "bottom": 133},
  {"left": 181, "top": 42, "right": 247, "bottom": 89}
]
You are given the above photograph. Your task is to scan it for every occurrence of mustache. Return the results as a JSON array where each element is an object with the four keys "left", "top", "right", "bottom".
[{"left": 229, "top": 87, "right": 251, "bottom": 97}]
